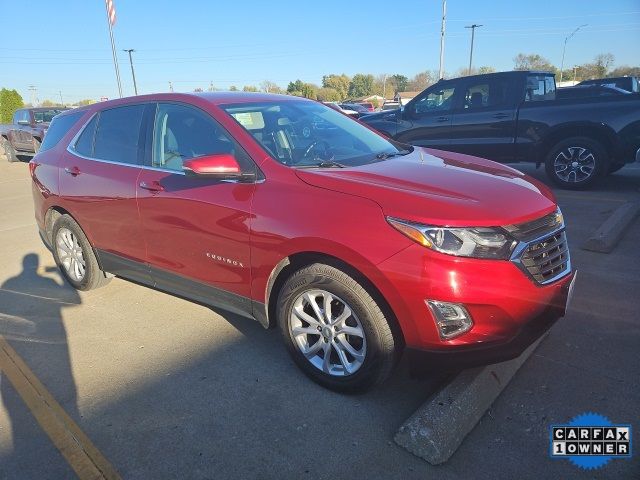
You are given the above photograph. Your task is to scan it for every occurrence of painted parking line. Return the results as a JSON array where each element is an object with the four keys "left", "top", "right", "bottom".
[{"left": 0, "top": 336, "right": 121, "bottom": 480}]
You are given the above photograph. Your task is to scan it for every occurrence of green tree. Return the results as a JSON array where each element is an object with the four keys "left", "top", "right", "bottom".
[
  {"left": 242, "top": 85, "right": 259, "bottom": 92},
  {"left": 348, "top": 74, "right": 374, "bottom": 98},
  {"left": 75, "top": 99, "right": 95, "bottom": 106},
  {"left": 0, "top": 88, "right": 24, "bottom": 123},
  {"left": 229, "top": 85, "right": 238, "bottom": 91},
  {"left": 316, "top": 87, "right": 340, "bottom": 102},
  {"left": 260, "top": 80, "right": 283, "bottom": 94},
  {"left": 322, "top": 74, "right": 350, "bottom": 99},
  {"left": 391, "top": 74, "right": 408, "bottom": 92},
  {"left": 287, "top": 80, "right": 305, "bottom": 94},
  {"left": 593, "top": 53, "right": 615, "bottom": 78},
  {"left": 513, "top": 53, "right": 556, "bottom": 72}
]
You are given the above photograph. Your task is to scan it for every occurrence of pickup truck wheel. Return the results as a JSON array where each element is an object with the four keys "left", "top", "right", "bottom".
[
  {"left": 52, "top": 215, "right": 111, "bottom": 291},
  {"left": 277, "top": 263, "right": 400, "bottom": 393},
  {"left": 545, "top": 137, "right": 606, "bottom": 189},
  {"left": 1, "top": 138, "right": 18, "bottom": 163}
]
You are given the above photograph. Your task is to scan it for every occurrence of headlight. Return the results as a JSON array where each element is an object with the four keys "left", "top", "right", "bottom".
[{"left": 387, "top": 217, "right": 517, "bottom": 259}]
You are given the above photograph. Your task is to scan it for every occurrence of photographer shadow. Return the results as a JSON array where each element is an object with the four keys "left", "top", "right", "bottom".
[{"left": 0, "top": 253, "right": 81, "bottom": 477}]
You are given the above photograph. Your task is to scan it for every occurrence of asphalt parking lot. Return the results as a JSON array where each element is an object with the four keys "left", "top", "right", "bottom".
[{"left": 0, "top": 158, "right": 638, "bottom": 479}]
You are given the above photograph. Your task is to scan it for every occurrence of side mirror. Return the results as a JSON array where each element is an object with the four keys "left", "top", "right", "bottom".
[{"left": 183, "top": 154, "right": 252, "bottom": 180}]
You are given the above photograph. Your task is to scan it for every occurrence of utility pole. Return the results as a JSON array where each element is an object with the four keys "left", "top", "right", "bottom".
[
  {"left": 438, "top": 0, "right": 446, "bottom": 79},
  {"left": 465, "top": 24, "right": 483, "bottom": 75},
  {"left": 28, "top": 85, "right": 37, "bottom": 106},
  {"left": 382, "top": 74, "right": 387, "bottom": 99},
  {"left": 123, "top": 49, "right": 138, "bottom": 95},
  {"left": 59, "top": 91, "right": 64, "bottom": 106},
  {"left": 573, "top": 66, "right": 578, "bottom": 83},
  {"left": 169, "top": 81, "right": 173, "bottom": 92},
  {"left": 559, "top": 24, "right": 587, "bottom": 83}
]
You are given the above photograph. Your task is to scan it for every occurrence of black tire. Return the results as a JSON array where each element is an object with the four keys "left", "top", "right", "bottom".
[
  {"left": 1, "top": 138, "right": 18, "bottom": 163},
  {"left": 607, "top": 163, "right": 625, "bottom": 175},
  {"left": 544, "top": 137, "right": 607, "bottom": 190},
  {"left": 51, "top": 215, "right": 111, "bottom": 291},
  {"left": 277, "top": 263, "right": 400, "bottom": 393}
]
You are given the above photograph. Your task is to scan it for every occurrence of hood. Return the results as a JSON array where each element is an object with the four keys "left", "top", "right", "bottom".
[
  {"left": 360, "top": 109, "right": 401, "bottom": 122},
  {"left": 295, "top": 148, "right": 557, "bottom": 227}
]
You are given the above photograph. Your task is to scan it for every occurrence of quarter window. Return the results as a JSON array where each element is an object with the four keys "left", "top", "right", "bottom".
[
  {"left": 525, "top": 75, "right": 556, "bottom": 101},
  {"left": 74, "top": 115, "right": 98, "bottom": 157},
  {"left": 93, "top": 104, "right": 146, "bottom": 165},
  {"left": 152, "top": 103, "right": 238, "bottom": 172}
]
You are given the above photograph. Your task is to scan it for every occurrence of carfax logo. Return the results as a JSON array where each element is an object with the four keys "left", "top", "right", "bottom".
[{"left": 550, "top": 413, "right": 632, "bottom": 470}]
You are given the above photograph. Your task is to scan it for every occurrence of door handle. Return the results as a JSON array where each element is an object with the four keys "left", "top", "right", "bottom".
[
  {"left": 492, "top": 113, "right": 510, "bottom": 119},
  {"left": 139, "top": 180, "right": 164, "bottom": 192},
  {"left": 64, "top": 166, "right": 80, "bottom": 176},
  {"left": 436, "top": 116, "right": 449, "bottom": 122}
]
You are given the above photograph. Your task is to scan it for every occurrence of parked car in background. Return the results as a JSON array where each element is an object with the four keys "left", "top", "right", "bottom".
[
  {"left": 357, "top": 102, "right": 375, "bottom": 112},
  {"left": 323, "top": 102, "right": 359, "bottom": 117},
  {"left": 30, "top": 92, "right": 574, "bottom": 392},
  {"left": 557, "top": 85, "right": 630, "bottom": 99},
  {"left": 339, "top": 103, "right": 370, "bottom": 117},
  {"left": 0, "top": 107, "right": 68, "bottom": 162},
  {"left": 360, "top": 70, "right": 640, "bottom": 189},
  {"left": 381, "top": 101, "right": 402, "bottom": 111},
  {"left": 577, "top": 76, "right": 639, "bottom": 93}
]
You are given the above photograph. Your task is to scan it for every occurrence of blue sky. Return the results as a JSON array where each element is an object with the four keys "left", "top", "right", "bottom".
[{"left": 1, "top": 0, "right": 638, "bottom": 103}]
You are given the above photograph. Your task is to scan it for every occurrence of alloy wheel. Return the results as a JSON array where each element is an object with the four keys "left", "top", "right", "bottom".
[
  {"left": 553, "top": 146, "right": 596, "bottom": 183},
  {"left": 56, "top": 227, "right": 86, "bottom": 282},
  {"left": 289, "top": 289, "right": 366, "bottom": 376}
]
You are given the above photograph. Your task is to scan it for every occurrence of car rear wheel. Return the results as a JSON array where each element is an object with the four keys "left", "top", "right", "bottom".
[
  {"left": 1, "top": 138, "right": 18, "bottom": 163},
  {"left": 544, "top": 137, "right": 607, "bottom": 190},
  {"left": 277, "top": 263, "right": 400, "bottom": 393},
  {"left": 52, "top": 215, "right": 111, "bottom": 291}
]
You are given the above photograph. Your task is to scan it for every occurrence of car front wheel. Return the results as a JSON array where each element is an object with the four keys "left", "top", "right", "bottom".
[
  {"left": 277, "top": 263, "right": 400, "bottom": 393},
  {"left": 545, "top": 137, "right": 607, "bottom": 189}
]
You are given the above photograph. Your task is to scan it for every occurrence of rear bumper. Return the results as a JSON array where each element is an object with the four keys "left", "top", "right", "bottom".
[{"left": 406, "top": 303, "right": 562, "bottom": 372}]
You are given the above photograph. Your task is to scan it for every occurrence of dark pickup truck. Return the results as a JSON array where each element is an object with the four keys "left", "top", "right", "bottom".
[
  {"left": 0, "top": 107, "right": 68, "bottom": 162},
  {"left": 360, "top": 71, "right": 640, "bottom": 189}
]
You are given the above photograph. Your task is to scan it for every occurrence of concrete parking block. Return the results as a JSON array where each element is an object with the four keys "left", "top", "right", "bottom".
[
  {"left": 581, "top": 201, "right": 640, "bottom": 253},
  {"left": 394, "top": 333, "right": 548, "bottom": 465}
]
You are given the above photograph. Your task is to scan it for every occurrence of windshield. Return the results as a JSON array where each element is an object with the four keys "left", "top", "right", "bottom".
[
  {"left": 33, "top": 109, "right": 64, "bottom": 123},
  {"left": 221, "top": 100, "right": 410, "bottom": 167}
]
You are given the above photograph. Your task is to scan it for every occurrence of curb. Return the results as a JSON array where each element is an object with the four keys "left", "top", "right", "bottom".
[
  {"left": 394, "top": 333, "right": 548, "bottom": 465},
  {"left": 581, "top": 201, "right": 640, "bottom": 253}
]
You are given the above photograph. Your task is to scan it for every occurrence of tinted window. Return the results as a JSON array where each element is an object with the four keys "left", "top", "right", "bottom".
[
  {"left": 152, "top": 103, "right": 238, "bottom": 172},
  {"left": 33, "top": 109, "right": 65, "bottom": 123},
  {"left": 525, "top": 75, "right": 556, "bottom": 101},
  {"left": 93, "top": 104, "right": 145, "bottom": 165},
  {"left": 414, "top": 84, "right": 455, "bottom": 113},
  {"left": 74, "top": 114, "right": 98, "bottom": 157},
  {"left": 39, "top": 112, "right": 83, "bottom": 153},
  {"left": 462, "top": 79, "right": 509, "bottom": 109}
]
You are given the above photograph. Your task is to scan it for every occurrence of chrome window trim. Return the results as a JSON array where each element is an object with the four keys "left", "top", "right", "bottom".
[{"left": 510, "top": 224, "right": 571, "bottom": 285}]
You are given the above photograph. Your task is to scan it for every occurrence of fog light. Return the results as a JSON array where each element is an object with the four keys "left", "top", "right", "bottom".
[{"left": 426, "top": 300, "right": 473, "bottom": 339}]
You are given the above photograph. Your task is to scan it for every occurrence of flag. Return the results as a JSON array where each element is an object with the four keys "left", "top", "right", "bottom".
[{"left": 105, "top": 0, "right": 116, "bottom": 26}]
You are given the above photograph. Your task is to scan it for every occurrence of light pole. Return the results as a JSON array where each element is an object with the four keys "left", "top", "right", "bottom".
[
  {"left": 438, "top": 0, "right": 446, "bottom": 79},
  {"left": 123, "top": 49, "right": 138, "bottom": 95},
  {"left": 559, "top": 24, "right": 587, "bottom": 83},
  {"left": 465, "top": 24, "right": 483, "bottom": 75}
]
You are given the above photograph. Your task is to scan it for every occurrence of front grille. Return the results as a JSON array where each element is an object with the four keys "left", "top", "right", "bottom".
[
  {"left": 504, "top": 210, "right": 563, "bottom": 241},
  {"left": 519, "top": 231, "right": 570, "bottom": 284}
]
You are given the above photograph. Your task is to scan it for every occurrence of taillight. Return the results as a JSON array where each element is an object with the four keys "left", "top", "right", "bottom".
[{"left": 29, "top": 160, "right": 38, "bottom": 177}]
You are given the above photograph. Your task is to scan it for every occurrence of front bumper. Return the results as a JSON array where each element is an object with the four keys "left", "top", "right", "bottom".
[{"left": 406, "top": 302, "right": 563, "bottom": 373}]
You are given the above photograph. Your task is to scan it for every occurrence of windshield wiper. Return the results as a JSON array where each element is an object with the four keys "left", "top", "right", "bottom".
[
  {"left": 374, "top": 149, "right": 412, "bottom": 161},
  {"left": 296, "top": 160, "right": 346, "bottom": 169}
]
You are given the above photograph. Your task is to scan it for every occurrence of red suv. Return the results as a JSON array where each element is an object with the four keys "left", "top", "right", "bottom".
[{"left": 30, "top": 93, "right": 575, "bottom": 392}]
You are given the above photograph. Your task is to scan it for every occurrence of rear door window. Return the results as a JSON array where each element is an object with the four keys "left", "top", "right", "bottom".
[
  {"left": 93, "top": 104, "right": 146, "bottom": 165},
  {"left": 38, "top": 112, "right": 84, "bottom": 153},
  {"left": 461, "top": 79, "right": 510, "bottom": 110}
]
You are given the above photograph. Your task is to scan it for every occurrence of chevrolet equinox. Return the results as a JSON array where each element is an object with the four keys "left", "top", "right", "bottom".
[{"left": 30, "top": 93, "right": 575, "bottom": 392}]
